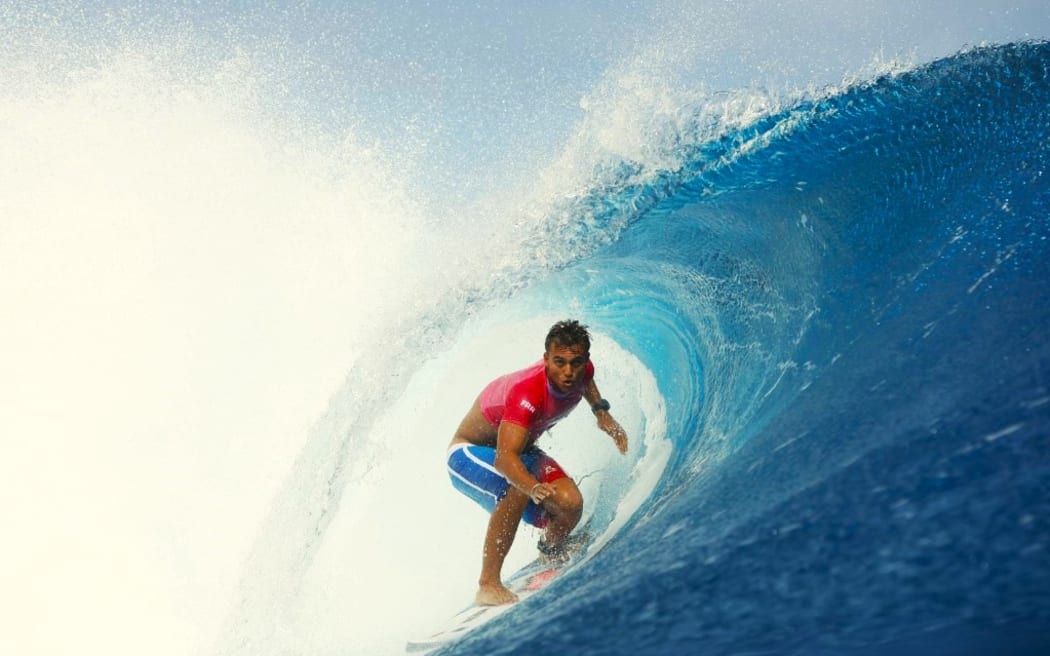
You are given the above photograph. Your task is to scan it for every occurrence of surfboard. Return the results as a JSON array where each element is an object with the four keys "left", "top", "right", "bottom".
[{"left": 405, "top": 560, "right": 564, "bottom": 653}]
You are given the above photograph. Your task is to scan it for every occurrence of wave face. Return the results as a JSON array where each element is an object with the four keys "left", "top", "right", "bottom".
[{"left": 439, "top": 42, "right": 1050, "bottom": 655}]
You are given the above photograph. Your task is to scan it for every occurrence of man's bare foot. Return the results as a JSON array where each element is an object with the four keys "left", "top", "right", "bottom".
[{"left": 475, "top": 582, "right": 519, "bottom": 606}]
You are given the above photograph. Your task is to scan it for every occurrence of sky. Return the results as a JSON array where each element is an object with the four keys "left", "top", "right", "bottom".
[{"left": 6, "top": 1, "right": 1049, "bottom": 205}]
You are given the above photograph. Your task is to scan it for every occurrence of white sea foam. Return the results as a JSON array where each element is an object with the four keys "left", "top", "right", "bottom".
[{"left": 0, "top": 48, "right": 427, "bottom": 656}]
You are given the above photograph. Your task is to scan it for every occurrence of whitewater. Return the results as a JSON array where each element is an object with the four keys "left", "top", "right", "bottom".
[{"left": 2, "top": 3, "right": 1049, "bottom": 656}]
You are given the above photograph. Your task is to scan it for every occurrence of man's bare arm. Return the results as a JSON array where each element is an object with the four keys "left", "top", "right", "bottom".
[
  {"left": 494, "top": 421, "right": 543, "bottom": 496},
  {"left": 583, "top": 379, "right": 629, "bottom": 454}
]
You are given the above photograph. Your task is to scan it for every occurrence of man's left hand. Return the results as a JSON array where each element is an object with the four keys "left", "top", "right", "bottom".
[{"left": 598, "top": 415, "right": 629, "bottom": 454}]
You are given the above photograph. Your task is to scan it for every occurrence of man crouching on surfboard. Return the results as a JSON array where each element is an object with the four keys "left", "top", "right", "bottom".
[{"left": 447, "top": 319, "right": 629, "bottom": 606}]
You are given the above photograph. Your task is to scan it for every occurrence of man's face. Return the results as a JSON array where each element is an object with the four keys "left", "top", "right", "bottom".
[{"left": 544, "top": 342, "right": 589, "bottom": 394}]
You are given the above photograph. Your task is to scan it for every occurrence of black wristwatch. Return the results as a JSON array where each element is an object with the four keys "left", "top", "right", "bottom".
[{"left": 591, "top": 398, "right": 611, "bottom": 414}]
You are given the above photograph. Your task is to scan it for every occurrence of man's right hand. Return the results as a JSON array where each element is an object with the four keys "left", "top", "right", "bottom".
[{"left": 529, "top": 482, "right": 556, "bottom": 504}]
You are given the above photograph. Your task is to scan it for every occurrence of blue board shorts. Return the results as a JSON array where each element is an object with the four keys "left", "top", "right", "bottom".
[{"left": 447, "top": 443, "right": 568, "bottom": 528}]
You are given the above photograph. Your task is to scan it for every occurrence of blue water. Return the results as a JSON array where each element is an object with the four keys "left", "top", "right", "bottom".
[{"left": 433, "top": 42, "right": 1050, "bottom": 656}]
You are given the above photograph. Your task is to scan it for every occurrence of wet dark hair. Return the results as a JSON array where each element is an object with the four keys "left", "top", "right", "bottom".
[{"left": 545, "top": 319, "right": 591, "bottom": 352}]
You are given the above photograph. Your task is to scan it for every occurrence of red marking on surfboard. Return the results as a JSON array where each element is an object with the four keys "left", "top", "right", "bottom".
[{"left": 524, "top": 568, "right": 561, "bottom": 591}]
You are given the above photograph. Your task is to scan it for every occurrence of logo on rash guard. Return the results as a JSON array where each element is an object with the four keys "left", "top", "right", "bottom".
[{"left": 519, "top": 399, "right": 536, "bottom": 413}]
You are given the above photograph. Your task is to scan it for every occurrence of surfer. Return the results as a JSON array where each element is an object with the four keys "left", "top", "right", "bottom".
[{"left": 447, "top": 319, "right": 629, "bottom": 606}]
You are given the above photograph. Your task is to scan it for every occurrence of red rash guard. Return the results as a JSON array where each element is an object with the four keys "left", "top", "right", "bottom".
[{"left": 478, "top": 359, "right": 595, "bottom": 445}]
